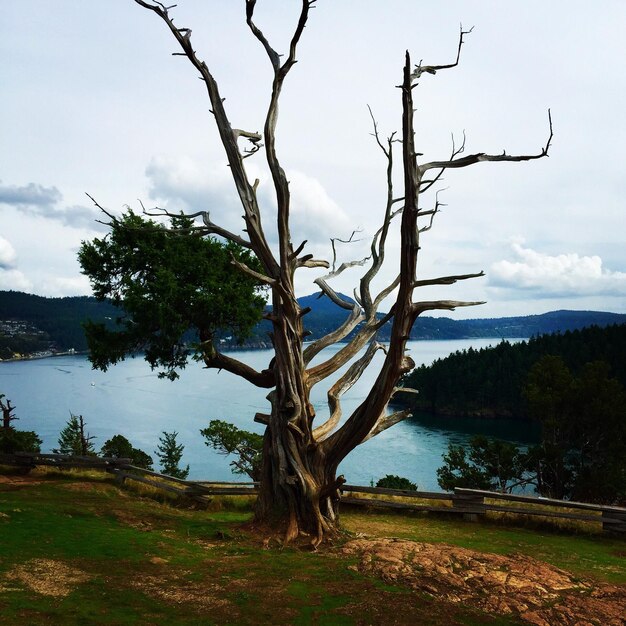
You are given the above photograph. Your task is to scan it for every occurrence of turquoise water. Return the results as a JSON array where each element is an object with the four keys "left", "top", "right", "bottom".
[{"left": 0, "top": 339, "right": 537, "bottom": 490}]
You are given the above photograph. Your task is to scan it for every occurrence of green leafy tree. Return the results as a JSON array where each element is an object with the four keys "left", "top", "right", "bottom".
[
  {"left": 437, "top": 436, "right": 528, "bottom": 493},
  {"left": 568, "top": 361, "right": 626, "bottom": 503},
  {"left": 155, "top": 431, "right": 189, "bottom": 479},
  {"left": 78, "top": 211, "right": 267, "bottom": 380},
  {"left": 100, "top": 434, "right": 153, "bottom": 470},
  {"left": 523, "top": 356, "right": 626, "bottom": 503},
  {"left": 54, "top": 413, "right": 96, "bottom": 456},
  {"left": 524, "top": 356, "right": 579, "bottom": 499},
  {"left": 375, "top": 475, "right": 417, "bottom": 491},
  {"left": 200, "top": 420, "right": 263, "bottom": 481}
]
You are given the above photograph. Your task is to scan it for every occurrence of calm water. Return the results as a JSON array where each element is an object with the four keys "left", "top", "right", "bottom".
[{"left": 0, "top": 339, "right": 538, "bottom": 490}]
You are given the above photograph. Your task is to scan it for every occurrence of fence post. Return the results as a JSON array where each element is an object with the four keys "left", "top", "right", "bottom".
[
  {"left": 452, "top": 490, "right": 485, "bottom": 522},
  {"left": 602, "top": 509, "right": 626, "bottom": 535},
  {"left": 112, "top": 469, "right": 126, "bottom": 487}
]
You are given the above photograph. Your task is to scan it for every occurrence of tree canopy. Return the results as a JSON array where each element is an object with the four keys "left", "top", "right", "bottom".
[{"left": 79, "top": 211, "right": 266, "bottom": 380}]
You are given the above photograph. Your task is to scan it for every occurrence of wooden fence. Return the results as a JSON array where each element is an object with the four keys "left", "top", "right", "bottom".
[
  {"left": 341, "top": 484, "right": 626, "bottom": 534},
  {"left": 1, "top": 452, "right": 624, "bottom": 534}
]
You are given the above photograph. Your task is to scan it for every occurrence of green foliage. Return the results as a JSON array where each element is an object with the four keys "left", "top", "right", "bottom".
[
  {"left": 100, "top": 434, "right": 153, "bottom": 470},
  {"left": 437, "top": 436, "right": 528, "bottom": 493},
  {"left": 200, "top": 420, "right": 263, "bottom": 481},
  {"left": 375, "top": 474, "right": 418, "bottom": 491},
  {"left": 524, "top": 356, "right": 626, "bottom": 503},
  {"left": 398, "top": 323, "right": 626, "bottom": 417},
  {"left": 54, "top": 413, "right": 96, "bottom": 456},
  {"left": 78, "top": 210, "right": 267, "bottom": 380},
  {"left": 0, "top": 428, "right": 42, "bottom": 453},
  {"left": 155, "top": 431, "right": 189, "bottom": 479}
]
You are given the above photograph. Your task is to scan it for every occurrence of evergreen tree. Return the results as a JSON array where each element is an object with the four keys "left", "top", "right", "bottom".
[
  {"left": 200, "top": 420, "right": 262, "bottom": 481},
  {"left": 100, "top": 434, "right": 153, "bottom": 470},
  {"left": 437, "top": 436, "right": 528, "bottom": 493},
  {"left": 54, "top": 413, "right": 96, "bottom": 456},
  {"left": 155, "top": 431, "right": 189, "bottom": 479}
]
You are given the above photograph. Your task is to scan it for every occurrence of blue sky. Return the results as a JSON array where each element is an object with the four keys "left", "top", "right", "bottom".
[{"left": 1, "top": 1, "right": 625, "bottom": 317}]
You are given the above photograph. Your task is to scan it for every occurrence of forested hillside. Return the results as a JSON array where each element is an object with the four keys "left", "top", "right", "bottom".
[
  {"left": 0, "top": 291, "right": 120, "bottom": 356},
  {"left": 396, "top": 323, "right": 626, "bottom": 418},
  {"left": 1, "top": 289, "right": 625, "bottom": 357}
]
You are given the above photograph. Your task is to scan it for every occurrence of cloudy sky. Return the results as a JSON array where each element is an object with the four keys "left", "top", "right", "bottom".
[{"left": 1, "top": 0, "right": 624, "bottom": 318}]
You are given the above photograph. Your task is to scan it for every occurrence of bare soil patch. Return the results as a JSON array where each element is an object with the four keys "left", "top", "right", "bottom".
[
  {"left": 130, "top": 572, "right": 237, "bottom": 615},
  {"left": 0, "top": 474, "right": 43, "bottom": 488},
  {"left": 5, "top": 559, "right": 92, "bottom": 597},
  {"left": 342, "top": 538, "right": 626, "bottom": 625}
]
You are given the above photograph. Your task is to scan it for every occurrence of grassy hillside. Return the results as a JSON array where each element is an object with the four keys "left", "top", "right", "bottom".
[{"left": 0, "top": 469, "right": 624, "bottom": 625}]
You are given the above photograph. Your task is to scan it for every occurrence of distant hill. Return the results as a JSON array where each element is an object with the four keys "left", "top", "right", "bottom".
[
  {"left": 0, "top": 291, "right": 120, "bottom": 357},
  {"left": 1, "top": 289, "right": 625, "bottom": 357}
]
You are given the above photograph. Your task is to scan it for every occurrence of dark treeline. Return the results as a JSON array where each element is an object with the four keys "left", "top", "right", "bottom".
[{"left": 397, "top": 323, "right": 626, "bottom": 418}]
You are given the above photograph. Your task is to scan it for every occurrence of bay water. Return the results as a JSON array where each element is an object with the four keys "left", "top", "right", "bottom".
[{"left": 0, "top": 338, "right": 538, "bottom": 490}]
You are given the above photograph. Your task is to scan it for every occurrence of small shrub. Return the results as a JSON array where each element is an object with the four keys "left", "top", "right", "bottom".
[
  {"left": 376, "top": 475, "right": 417, "bottom": 491},
  {"left": 0, "top": 429, "right": 42, "bottom": 454}
]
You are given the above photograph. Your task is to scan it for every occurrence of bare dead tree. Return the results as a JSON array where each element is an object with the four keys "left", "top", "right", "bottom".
[
  {"left": 132, "top": 2, "right": 552, "bottom": 545},
  {"left": 0, "top": 394, "right": 17, "bottom": 430}
]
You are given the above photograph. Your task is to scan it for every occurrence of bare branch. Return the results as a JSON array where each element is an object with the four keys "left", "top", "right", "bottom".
[
  {"left": 230, "top": 254, "right": 276, "bottom": 286},
  {"left": 413, "top": 271, "right": 484, "bottom": 288},
  {"left": 392, "top": 386, "right": 419, "bottom": 396},
  {"left": 200, "top": 343, "right": 275, "bottom": 388},
  {"left": 330, "top": 230, "right": 363, "bottom": 272},
  {"left": 245, "top": 1, "right": 280, "bottom": 69},
  {"left": 362, "top": 409, "right": 412, "bottom": 443},
  {"left": 413, "top": 300, "right": 485, "bottom": 315},
  {"left": 85, "top": 192, "right": 118, "bottom": 223},
  {"left": 302, "top": 304, "right": 363, "bottom": 366},
  {"left": 420, "top": 110, "right": 553, "bottom": 173},
  {"left": 313, "top": 341, "right": 384, "bottom": 442},
  {"left": 410, "top": 24, "right": 473, "bottom": 81},
  {"left": 297, "top": 258, "right": 330, "bottom": 269},
  {"left": 133, "top": 0, "right": 278, "bottom": 276},
  {"left": 141, "top": 206, "right": 255, "bottom": 249},
  {"left": 372, "top": 274, "right": 401, "bottom": 311},
  {"left": 233, "top": 128, "right": 263, "bottom": 159}
]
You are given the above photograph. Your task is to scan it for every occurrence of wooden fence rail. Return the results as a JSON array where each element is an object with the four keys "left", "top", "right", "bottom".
[
  {"left": 340, "top": 484, "right": 626, "bottom": 534},
  {"left": 1, "top": 452, "right": 624, "bottom": 534}
]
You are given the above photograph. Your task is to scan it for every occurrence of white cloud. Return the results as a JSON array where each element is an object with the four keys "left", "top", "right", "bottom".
[
  {"left": 145, "top": 156, "right": 352, "bottom": 248},
  {"left": 0, "top": 268, "right": 32, "bottom": 292},
  {"left": 0, "top": 236, "right": 17, "bottom": 269},
  {"left": 489, "top": 240, "right": 626, "bottom": 298},
  {"left": 39, "top": 275, "right": 92, "bottom": 298},
  {"left": 287, "top": 170, "right": 352, "bottom": 245},
  {"left": 145, "top": 156, "right": 245, "bottom": 235}
]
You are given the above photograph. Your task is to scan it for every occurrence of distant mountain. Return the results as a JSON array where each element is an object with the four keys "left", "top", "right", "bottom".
[
  {"left": 1, "top": 289, "right": 625, "bottom": 357},
  {"left": 408, "top": 310, "right": 626, "bottom": 340}
]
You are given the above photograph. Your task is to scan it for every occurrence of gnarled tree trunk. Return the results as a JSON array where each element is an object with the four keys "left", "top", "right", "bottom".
[{"left": 133, "top": 1, "right": 552, "bottom": 545}]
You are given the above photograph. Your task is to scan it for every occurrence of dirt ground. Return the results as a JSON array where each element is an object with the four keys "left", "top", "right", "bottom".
[{"left": 341, "top": 538, "right": 626, "bottom": 626}]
